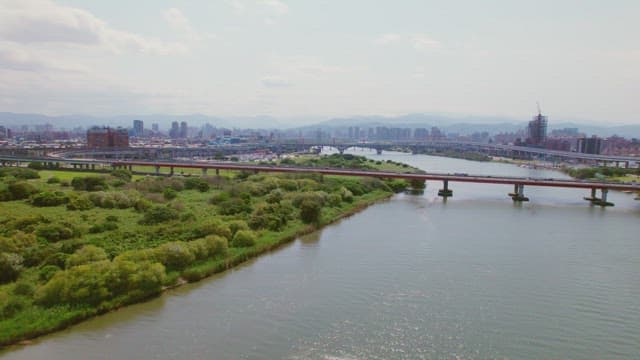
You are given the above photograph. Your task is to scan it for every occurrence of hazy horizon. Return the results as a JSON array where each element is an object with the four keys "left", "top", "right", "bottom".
[{"left": 1, "top": 1, "right": 639, "bottom": 124}]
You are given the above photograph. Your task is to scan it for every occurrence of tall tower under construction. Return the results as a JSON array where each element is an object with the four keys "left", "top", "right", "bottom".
[{"left": 527, "top": 103, "right": 548, "bottom": 146}]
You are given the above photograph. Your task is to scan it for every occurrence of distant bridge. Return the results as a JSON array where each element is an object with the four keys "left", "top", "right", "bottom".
[
  {"left": 1, "top": 155, "right": 637, "bottom": 207},
  {"left": 1, "top": 140, "right": 638, "bottom": 167}
]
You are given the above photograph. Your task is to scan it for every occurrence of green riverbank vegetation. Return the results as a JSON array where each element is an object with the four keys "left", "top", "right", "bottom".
[
  {"left": 563, "top": 166, "right": 640, "bottom": 182},
  {"left": 0, "top": 164, "right": 410, "bottom": 346},
  {"left": 279, "top": 153, "right": 423, "bottom": 173}
]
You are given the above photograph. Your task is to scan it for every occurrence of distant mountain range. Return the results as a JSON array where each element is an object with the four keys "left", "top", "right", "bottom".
[{"left": 1, "top": 112, "right": 639, "bottom": 138}]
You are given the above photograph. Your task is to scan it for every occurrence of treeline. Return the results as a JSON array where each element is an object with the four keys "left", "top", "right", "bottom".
[
  {"left": 565, "top": 166, "right": 640, "bottom": 180},
  {"left": 281, "top": 153, "right": 417, "bottom": 171},
  {"left": 413, "top": 149, "right": 492, "bottom": 162}
]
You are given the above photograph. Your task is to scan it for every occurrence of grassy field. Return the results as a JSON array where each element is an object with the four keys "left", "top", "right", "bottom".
[{"left": 0, "top": 158, "right": 408, "bottom": 346}]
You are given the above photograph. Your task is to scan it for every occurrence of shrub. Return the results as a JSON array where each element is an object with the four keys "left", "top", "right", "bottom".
[
  {"left": 154, "top": 241, "right": 195, "bottom": 270},
  {"left": 47, "top": 176, "right": 61, "bottom": 184},
  {"left": 184, "top": 177, "right": 210, "bottom": 192},
  {"left": 228, "top": 220, "right": 249, "bottom": 236},
  {"left": 218, "top": 197, "right": 252, "bottom": 215},
  {"left": 66, "top": 194, "right": 95, "bottom": 210},
  {"left": 327, "top": 193, "right": 342, "bottom": 207},
  {"left": 248, "top": 201, "right": 294, "bottom": 231},
  {"left": 71, "top": 176, "right": 107, "bottom": 191},
  {"left": 12, "top": 281, "right": 35, "bottom": 297},
  {"left": 139, "top": 205, "right": 178, "bottom": 225},
  {"left": 35, "top": 259, "right": 166, "bottom": 307},
  {"left": 0, "top": 232, "right": 37, "bottom": 253},
  {"left": 31, "top": 191, "right": 69, "bottom": 207},
  {"left": 38, "top": 264, "right": 61, "bottom": 282},
  {"left": 204, "top": 235, "right": 228, "bottom": 257},
  {"left": 0, "top": 252, "right": 23, "bottom": 284},
  {"left": 110, "top": 169, "right": 132, "bottom": 181},
  {"left": 163, "top": 187, "right": 177, "bottom": 200},
  {"left": 231, "top": 230, "right": 256, "bottom": 247},
  {"left": 0, "top": 296, "right": 28, "bottom": 319},
  {"left": 66, "top": 245, "right": 108, "bottom": 268},
  {"left": 36, "top": 223, "right": 75, "bottom": 242},
  {"left": 0, "top": 182, "right": 38, "bottom": 201},
  {"left": 8, "top": 215, "right": 48, "bottom": 232},
  {"left": 194, "top": 219, "right": 232, "bottom": 240},
  {"left": 105, "top": 215, "right": 119, "bottom": 222},
  {"left": 28, "top": 161, "right": 45, "bottom": 170},
  {"left": 339, "top": 187, "right": 354, "bottom": 203},
  {"left": 299, "top": 198, "right": 323, "bottom": 224},
  {"left": 0, "top": 167, "right": 40, "bottom": 179}
]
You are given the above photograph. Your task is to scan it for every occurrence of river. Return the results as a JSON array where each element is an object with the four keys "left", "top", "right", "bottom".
[{"left": 2, "top": 151, "right": 639, "bottom": 359}]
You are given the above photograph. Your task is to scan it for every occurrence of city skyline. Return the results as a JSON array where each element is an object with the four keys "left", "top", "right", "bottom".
[{"left": 0, "top": 0, "right": 639, "bottom": 124}]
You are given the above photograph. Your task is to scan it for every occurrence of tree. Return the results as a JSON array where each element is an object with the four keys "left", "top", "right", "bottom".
[{"left": 299, "top": 198, "right": 323, "bottom": 224}]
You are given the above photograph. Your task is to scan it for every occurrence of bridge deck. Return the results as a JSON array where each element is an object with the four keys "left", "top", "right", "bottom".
[{"left": 112, "top": 160, "right": 640, "bottom": 192}]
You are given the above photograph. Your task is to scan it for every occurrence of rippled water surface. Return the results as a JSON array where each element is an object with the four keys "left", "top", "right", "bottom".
[{"left": 3, "top": 152, "right": 639, "bottom": 359}]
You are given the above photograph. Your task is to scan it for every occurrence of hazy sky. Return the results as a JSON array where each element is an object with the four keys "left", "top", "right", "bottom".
[{"left": 0, "top": 0, "right": 639, "bottom": 124}]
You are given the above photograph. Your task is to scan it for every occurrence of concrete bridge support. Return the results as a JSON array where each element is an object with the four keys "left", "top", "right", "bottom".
[
  {"left": 438, "top": 180, "right": 453, "bottom": 198},
  {"left": 376, "top": 148, "right": 383, "bottom": 155},
  {"left": 509, "top": 184, "right": 529, "bottom": 202},
  {"left": 155, "top": 165, "right": 160, "bottom": 175},
  {"left": 169, "top": 167, "right": 174, "bottom": 176},
  {"left": 584, "top": 188, "right": 614, "bottom": 207}
]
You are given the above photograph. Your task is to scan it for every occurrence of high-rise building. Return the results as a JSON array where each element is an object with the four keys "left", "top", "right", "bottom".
[
  {"left": 527, "top": 109, "right": 548, "bottom": 146},
  {"left": 152, "top": 123, "right": 159, "bottom": 132},
  {"left": 170, "top": 121, "right": 179, "bottom": 138},
  {"left": 0, "top": 126, "right": 6, "bottom": 140},
  {"left": 180, "top": 121, "right": 188, "bottom": 138},
  {"left": 87, "top": 127, "right": 129, "bottom": 148},
  {"left": 133, "top": 120, "right": 144, "bottom": 137},
  {"left": 577, "top": 136, "right": 603, "bottom": 154}
]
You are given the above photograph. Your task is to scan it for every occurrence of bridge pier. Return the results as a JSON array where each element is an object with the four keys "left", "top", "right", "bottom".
[
  {"left": 438, "top": 180, "right": 453, "bottom": 198},
  {"left": 155, "top": 165, "right": 160, "bottom": 175},
  {"left": 202, "top": 168, "right": 207, "bottom": 176},
  {"left": 169, "top": 167, "right": 174, "bottom": 176},
  {"left": 509, "top": 184, "right": 529, "bottom": 202},
  {"left": 584, "top": 188, "right": 614, "bottom": 207},
  {"left": 376, "top": 148, "right": 383, "bottom": 155},
  {"left": 216, "top": 168, "right": 220, "bottom": 176}
]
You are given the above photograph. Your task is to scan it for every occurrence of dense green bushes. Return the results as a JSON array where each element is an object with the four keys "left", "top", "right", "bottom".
[
  {"left": 231, "top": 230, "right": 256, "bottom": 247},
  {"left": 0, "top": 252, "right": 23, "bottom": 284},
  {"left": 139, "top": 205, "right": 179, "bottom": 225},
  {"left": 0, "top": 182, "right": 38, "bottom": 201},
  {"left": 71, "top": 176, "right": 107, "bottom": 191},
  {"left": 35, "top": 259, "right": 166, "bottom": 307},
  {"left": 30, "top": 191, "right": 69, "bottom": 207},
  {"left": 0, "top": 164, "right": 401, "bottom": 344},
  {"left": 0, "top": 168, "right": 40, "bottom": 179}
]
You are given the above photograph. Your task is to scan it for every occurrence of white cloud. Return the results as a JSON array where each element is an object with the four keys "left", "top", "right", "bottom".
[
  {"left": 260, "top": 0, "right": 289, "bottom": 16},
  {"left": 412, "top": 34, "right": 440, "bottom": 51},
  {"left": 261, "top": 76, "right": 291, "bottom": 88},
  {"left": 374, "top": 33, "right": 402, "bottom": 45},
  {"left": 164, "top": 7, "right": 215, "bottom": 44},
  {"left": 0, "top": 0, "right": 188, "bottom": 55}
]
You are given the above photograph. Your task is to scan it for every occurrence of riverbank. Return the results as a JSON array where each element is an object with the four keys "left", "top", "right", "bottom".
[{"left": 0, "top": 166, "right": 399, "bottom": 347}]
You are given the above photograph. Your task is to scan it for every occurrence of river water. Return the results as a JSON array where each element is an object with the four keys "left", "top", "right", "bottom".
[{"left": 2, "top": 152, "right": 640, "bottom": 359}]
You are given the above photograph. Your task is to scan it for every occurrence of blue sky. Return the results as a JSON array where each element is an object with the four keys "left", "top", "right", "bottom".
[{"left": 0, "top": 0, "right": 638, "bottom": 124}]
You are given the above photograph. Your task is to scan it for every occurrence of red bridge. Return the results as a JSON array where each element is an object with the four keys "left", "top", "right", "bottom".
[{"left": 113, "top": 160, "right": 640, "bottom": 207}]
